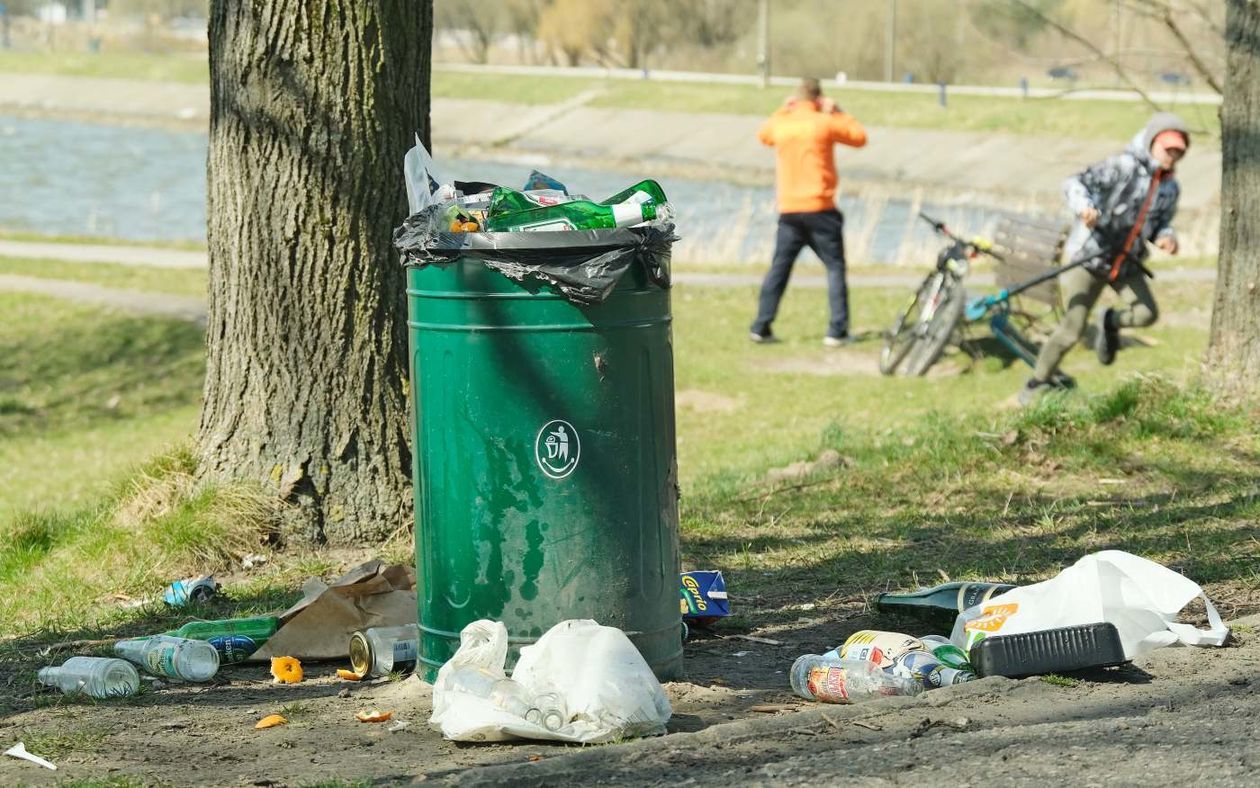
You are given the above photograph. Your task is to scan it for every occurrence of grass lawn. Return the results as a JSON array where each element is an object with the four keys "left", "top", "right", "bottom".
[
  {"left": 432, "top": 69, "right": 1221, "bottom": 143},
  {"left": 1, "top": 264, "right": 1253, "bottom": 713},
  {"left": 0, "top": 256, "right": 207, "bottom": 297},
  {"left": 0, "top": 50, "right": 207, "bottom": 84}
]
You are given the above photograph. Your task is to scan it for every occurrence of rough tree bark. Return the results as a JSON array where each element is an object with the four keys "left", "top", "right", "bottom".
[
  {"left": 1206, "top": 0, "right": 1260, "bottom": 393},
  {"left": 200, "top": 1, "right": 431, "bottom": 543}
]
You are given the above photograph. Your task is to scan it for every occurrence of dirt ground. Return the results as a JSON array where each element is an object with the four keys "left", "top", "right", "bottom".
[{"left": 2, "top": 605, "right": 1256, "bottom": 786}]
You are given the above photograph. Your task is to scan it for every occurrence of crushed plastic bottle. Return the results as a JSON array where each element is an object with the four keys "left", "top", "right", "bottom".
[
  {"left": 115, "top": 635, "right": 220, "bottom": 682},
  {"left": 789, "top": 655, "right": 922, "bottom": 703},
  {"left": 37, "top": 657, "right": 140, "bottom": 699}
]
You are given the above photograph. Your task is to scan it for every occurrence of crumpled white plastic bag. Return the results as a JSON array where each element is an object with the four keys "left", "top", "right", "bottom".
[
  {"left": 952, "top": 550, "right": 1229, "bottom": 659},
  {"left": 429, "top": 619, "right": 673, "bottom": 743}
]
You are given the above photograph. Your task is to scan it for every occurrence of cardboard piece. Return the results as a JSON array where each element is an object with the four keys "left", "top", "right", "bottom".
[
  {"left": 680, "top": 570, "right": 731, "bottom": 623},
  {"left": 250, "top": 559, "right": 417, "bottom": 661}
]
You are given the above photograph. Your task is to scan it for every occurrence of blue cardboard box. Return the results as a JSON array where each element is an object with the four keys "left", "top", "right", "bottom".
[{"left": 680, "top": 570, "right": 730, "bottom": 621}]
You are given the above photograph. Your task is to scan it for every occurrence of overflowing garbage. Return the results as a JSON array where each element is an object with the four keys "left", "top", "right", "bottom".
[{"left": 394, "top": 142, "right": 677, "bottom": 306}]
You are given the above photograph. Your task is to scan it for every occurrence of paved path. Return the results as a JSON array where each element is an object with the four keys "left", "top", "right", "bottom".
[
  {"left": 0, "top": 239, "right": 208, "bottom": 269},
  {"left": 0, "top": 274, "right": 206, "bottom": 324}
]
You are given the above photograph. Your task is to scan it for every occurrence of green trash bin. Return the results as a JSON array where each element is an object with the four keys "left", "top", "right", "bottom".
[{"left": 400, "top": 225, "right": 682, "bottom": 681}]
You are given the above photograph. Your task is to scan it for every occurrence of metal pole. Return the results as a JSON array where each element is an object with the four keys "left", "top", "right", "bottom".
[
  {"left": 757, "top": 0, "right": 770, "bottom": 88},
  {"left": 885, "top": 0, "right": 897, "bottom": 82}
]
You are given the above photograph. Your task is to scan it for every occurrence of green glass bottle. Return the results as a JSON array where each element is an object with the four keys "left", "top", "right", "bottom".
[
  {"left": 874, "top": 582, "right": 1016, "bottom": 627},
  {"left": 485, "top": 199, "right": 662, "bottom": 232},
  {"left": 163, "top": 615, "right": 280, "bottom": 664},
  {"left": 486, "top": 186, "right": 575, "bottom": 218},
  {"left": 600, "top": 179, "right": 668, "bottom": 206}
]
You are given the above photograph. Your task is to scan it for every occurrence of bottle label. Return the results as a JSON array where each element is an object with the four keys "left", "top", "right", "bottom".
[
  {"left": 612, "top": 202, "right": 643, "bottom": 227},
  {"left": 392, "top": 639, "right": 418, "bottom": 664},
  {"left": 208, "top": 635, "right": 259, "bottom": 664},
  {"left": 840, "top": 631, "right": 922, "bottom": 663},
  {"left": 807, "top": 666, "right": 851, "bottom": 703},
  {"left": 512, "top": 218, "right": 576, "bottom": 232},
  {"left": 146, "top": 646, "right": 178, "bottom": 678}
]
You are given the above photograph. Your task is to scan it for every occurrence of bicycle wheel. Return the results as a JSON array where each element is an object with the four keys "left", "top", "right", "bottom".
[
  {"left": 879, "top": 274, "right": 941, "bottom": 375},
  {"left": 904, "top": 279, "right": 967, "bottom": 376}
]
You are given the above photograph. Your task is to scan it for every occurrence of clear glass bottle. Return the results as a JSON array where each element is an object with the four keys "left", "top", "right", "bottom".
[
  {"left": 789, "top": 655, "right": 922, "bottom": 703},
  {"left": 38, "top": 657, "right": 140, "bottom": 699},
  {"left": 349, "top": 623, "right": 420, "bottom": 677},
  {"left": 115, "top": 635, "right": 220, "bottom": 682}
]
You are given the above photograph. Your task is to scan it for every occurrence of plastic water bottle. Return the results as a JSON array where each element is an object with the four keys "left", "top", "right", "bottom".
[
  {"left": 114, "top": 635, "right": 220, "bottom": 682},
  {"left": 790, "top": 655, "right": 922, "bottom": 703},
  {"left": 449, "top": 668, "right": 568, "bottom": 731},
  {"left": 37, "top": 657, "right": 140, "bottom": 699}
]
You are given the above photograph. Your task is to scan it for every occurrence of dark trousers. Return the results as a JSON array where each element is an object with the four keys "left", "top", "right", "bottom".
[{"left": 751, "top": 210, "right": 850, "bottom": 339}]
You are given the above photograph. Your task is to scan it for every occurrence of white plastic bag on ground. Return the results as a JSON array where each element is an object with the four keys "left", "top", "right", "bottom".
[
  {"left": 952, "top": 550, "right": 1229, "bottom": 659},
  {"left": 429, "top": 619, "right": 672, "bottom": 744}
]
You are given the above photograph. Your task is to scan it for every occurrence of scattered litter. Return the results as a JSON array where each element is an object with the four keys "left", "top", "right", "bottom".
[
  {"left": 254, "top": 714, "right": 287, "bottom": 730},
  {"left": 251, "top": 560, "right": 416, "bottom": 663},
  {"left": 953, "top": 550, "right": 1229, "bottom": 670},
  {"left": 163, "top": 575, "right": 219, "bottom": 607},
  {"left": 4, "top": 742, "right": 55, "bottom": 771},
  {"left": 873, "top": 581, "right": 1015, "bottom": 629},
  {"left": 430, "top": 619, "right": 672, "bottom": 744},
  {"left": 387, "top": 720, "right": 411, "bottom": 733},
  {"left": 349, "top": 624, "right": 419, "bottom": 678},
  {"left": 37, "top": 657, "right": 140, "bottom": 699},
  {"left": 732, "top": 650, "right": 752, "bottom": 658},
  {"left": 731, "top": 634, "right": 783, "bottom": 646},
  {"left": 336, "top": 669, "right": 365, "bottom": 681},
  {"left": 116, "top": 636, "right": 220, "bottom": 682},
  {"left": 356, "top": 709, "right": 394, "bottom": 723},
  {"left": 242, "top": 553, "right": 269, "bottom": 569},
  {"left": 164, "top": 615, "right": 279, "bottom": 664},
  {"left": 790, "top": 655, "right": 921, "bottom": 704},
  {"left": 680, "top": 571, "right": 731, "bottom": 627},
  {"left": 270, "top": 657, "right": 304, "bottom": 684}
]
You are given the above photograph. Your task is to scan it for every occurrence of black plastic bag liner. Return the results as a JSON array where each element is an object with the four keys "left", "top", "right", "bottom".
[{"left": 393, "top": 209, "right": 676, "bottom": 306}]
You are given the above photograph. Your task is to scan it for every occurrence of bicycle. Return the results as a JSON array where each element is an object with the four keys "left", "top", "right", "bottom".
[{"left": 879, "top": 213, "right": 1001, "bottom": 376}]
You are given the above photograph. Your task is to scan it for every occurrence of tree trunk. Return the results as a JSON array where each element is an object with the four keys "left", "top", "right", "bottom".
[
  {"left": 200, "top": 1, "right": 431, "bottom": 544},
  {"left": 1207, "top": 0, "right": 1260, "bottom": 393}
]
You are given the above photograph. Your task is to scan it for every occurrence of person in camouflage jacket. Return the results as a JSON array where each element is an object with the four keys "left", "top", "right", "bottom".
[{"left": 1020, "top": 112, "right": 1190, "bottom": 405}]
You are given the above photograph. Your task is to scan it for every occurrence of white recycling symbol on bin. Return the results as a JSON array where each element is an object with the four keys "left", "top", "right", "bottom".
[{"left": 535, "top": 420, "right": 580, "bottom": 479}]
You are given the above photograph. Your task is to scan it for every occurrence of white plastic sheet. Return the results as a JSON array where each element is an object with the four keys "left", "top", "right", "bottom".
[
  {"left": 403, "top": 135, "right": 444, "bottom": 214},
  {"left": 429, "top": 619, "right": 672, "bottom": 743},
  {"left": 952, "top": 550, "right": 1229, "bottom": 659}
]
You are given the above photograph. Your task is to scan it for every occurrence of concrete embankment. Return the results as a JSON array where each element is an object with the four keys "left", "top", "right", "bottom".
[{"left": 0, "top": 72, "right": 1222, "bottom": 256}]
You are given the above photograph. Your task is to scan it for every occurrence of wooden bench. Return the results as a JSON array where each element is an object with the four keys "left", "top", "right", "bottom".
[{"left": 991, "top": 214, "right": 1071, "bottom": 318}]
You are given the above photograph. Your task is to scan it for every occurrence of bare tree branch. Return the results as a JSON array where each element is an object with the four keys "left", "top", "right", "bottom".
[
  {"left": 1124, "top": 1, "right": 1224, "bottom": 92},
  {"left": 1010, "top": 0, "right": 1163, "bottom": 111}
]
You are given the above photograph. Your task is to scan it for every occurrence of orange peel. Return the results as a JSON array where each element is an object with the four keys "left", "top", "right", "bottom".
[
  {"left": 336, "top": 668, "right": 365, "bottom": 681},
  {"left": 254, "top": 713, "right": 287, "bottom": 730},
  {"left": 355, "top": 709, "right": 393, "bottom": 723},
  {"left": 270, "top": 656, "right": 303, "bottom": 684}
]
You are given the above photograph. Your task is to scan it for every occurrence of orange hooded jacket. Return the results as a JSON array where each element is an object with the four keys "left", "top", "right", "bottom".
[{"left": 758, "top": 101, "right": 867, "bottom": 214}]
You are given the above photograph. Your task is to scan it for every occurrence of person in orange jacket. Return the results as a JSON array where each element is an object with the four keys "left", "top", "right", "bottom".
[{"left": 750, "top": 78, "right": 867, "bottom": 346}]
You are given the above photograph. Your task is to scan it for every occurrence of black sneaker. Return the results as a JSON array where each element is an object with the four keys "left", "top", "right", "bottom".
[
  {"left": 1096, "top": 308, "right": 1119, "bottom": 366},
  {"left": 1018, "top": 378, "right": 1053, "bottom": 407}
]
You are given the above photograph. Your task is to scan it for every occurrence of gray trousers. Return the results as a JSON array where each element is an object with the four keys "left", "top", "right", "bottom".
[{"left": 1032, "top": 264, "right": 1159, "bottom": 382}]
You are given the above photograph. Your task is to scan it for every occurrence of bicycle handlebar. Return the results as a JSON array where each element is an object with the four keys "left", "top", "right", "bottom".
[{"left": 918, "top": 212, "right": 1003, "bottom": 261}]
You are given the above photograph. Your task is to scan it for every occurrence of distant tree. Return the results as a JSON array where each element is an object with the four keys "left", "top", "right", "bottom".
[
  {"left": 434, "top": 0, "right": 498, "bottom": 63},
  {"left": 1206, "top": 0, "right": 1260, "bottom": 392},
  {"left": 200, "top": 0, "right": 431, "bottom": 544},
  {"left": 109, "top": 0, "right": 207, "bottom": 20},
  {"left": 536, "top": 0, "right": 613, "bottom": 66},
  {"left": 970, "top": 0, "right": 1063, "bottom": 47},
  {"left": 503, "top": 0, "right": 546, "bottom": 63}
]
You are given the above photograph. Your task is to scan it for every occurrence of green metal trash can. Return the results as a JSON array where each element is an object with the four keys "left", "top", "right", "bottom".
[{"left": 403, "top": 230, "right": 682, "bottom": 681}]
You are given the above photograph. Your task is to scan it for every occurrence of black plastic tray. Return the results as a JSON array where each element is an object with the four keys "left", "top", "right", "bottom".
[{"left": 969, "top": 623, "right": 1129, "bottom": 678}]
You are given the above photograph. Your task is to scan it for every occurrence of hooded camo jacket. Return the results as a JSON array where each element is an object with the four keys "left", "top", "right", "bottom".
[{"left": 1063, "top": 112, "right": 1187, "bottom": 281}]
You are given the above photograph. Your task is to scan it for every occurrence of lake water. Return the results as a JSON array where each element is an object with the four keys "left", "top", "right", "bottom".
[{"left": 0, "top": 114, "right": 1038, "bottom": 265}]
